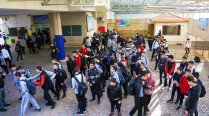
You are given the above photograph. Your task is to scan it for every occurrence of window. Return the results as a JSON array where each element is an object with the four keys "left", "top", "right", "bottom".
[
  {"left": 62, "top": 25, "right": 82, "bottom": 36},
  {"left": 162, "top": 25, "right": 181, "bottom": 35}
]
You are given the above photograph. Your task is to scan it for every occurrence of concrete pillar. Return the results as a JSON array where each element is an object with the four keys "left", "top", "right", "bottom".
[{"left": 53, "top": 12, "right": 65, "bottom": 60}]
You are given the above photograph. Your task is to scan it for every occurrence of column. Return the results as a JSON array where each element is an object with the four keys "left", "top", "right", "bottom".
[{"left": 53, "top": 12, "right": 65, "bottom": 61}]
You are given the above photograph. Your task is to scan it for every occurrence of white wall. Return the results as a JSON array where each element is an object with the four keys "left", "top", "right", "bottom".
[{"left": 154, "top": 23, "right": 188, "bottom": 41}]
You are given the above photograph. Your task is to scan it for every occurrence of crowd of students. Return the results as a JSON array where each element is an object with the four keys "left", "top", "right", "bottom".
[{"left": 0, "top": 29, "right": 206, "bottom": 116}]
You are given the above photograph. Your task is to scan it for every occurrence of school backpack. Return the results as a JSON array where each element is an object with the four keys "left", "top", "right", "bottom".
[
  {"left": 194, "top": 56, "right": 201, "bottom": 63},
  {"left": 74, "top": 74, "right": 88, "bottom": 96},
  {"left": 15, "top": 44, "right": 21, "bottom": 52},
  {"left": 127, "top": 78, "right": 137, "bottom": 96},
  {"left": 58, "top": 69, "right": 67, "bottom": 79},
  {"left": 117, "top": 71, "right": 126, "bottom": 84},
  {"left": 200, "top": 84, "right": 206, "bottom": 98},
  {"left": 21, "top": 80, "right": 37, "bottom": 96}
]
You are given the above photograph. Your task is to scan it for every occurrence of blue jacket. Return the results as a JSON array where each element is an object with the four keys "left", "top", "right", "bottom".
[{"left": 129, "top": 77, "right": 145, "bottom": 98}]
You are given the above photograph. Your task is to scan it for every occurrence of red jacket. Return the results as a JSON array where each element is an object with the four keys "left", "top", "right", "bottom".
[
  {"left": 80, "top": 47, "right": 87, "bottom": 55},
  {"left": 121, "top": 58, "right": 128, "bottom": 66},
  {"left": 165, "top": 61, "right": 176, "bottom": 75},
  {"left": 74, "top": 54, "right": 81, "bottom": 68},
  {"left": 179, "top": 75, "right": 190, "bottom": 94},
  {"left": 35, "top": 74, "right": 45, "bottom": 87},
  {"left": 139, "top": 45, "right": 144, "bottom": 53}
]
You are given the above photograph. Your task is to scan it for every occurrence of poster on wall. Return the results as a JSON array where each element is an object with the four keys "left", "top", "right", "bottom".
[
  {"left": 116, "top": 19, "right": 130, "bottom": 26},
  {"left": 198, "top": 18, "right": 209, "bottom": 31},
  {"left": 86, "top": 16, "right": 94, "bottom": 31},
  {"left": 33, "top": 15, "right": 49, "bottom": 28}
]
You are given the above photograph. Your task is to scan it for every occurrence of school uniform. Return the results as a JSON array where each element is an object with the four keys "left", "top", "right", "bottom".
[
  {"left": 165, "top": 60, "right": 176, "bottom": 87},
  {"left": 19, "top": 76, "right": 40, "bottom": 116}
]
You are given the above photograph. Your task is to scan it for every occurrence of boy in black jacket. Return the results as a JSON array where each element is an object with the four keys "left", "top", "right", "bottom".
[
  {"left": 185, "top": 76, "right": 201, "bottom": 116},
  {"left": 167, "top": 67, "right": 184, "bottom": 104},
  {"left": 158, "top": 53, "right": 167, "bottom": 85},
  {"left": 107, "top": 78, "right": 122, "bottom": 116},
  {"left": 65, "top": 55, "right": 75, "bottom": 78}
]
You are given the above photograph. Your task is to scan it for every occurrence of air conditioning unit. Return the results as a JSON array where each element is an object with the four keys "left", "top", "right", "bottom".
[{"left": 97, "top": 17, "right": 106, "bottom": 22}]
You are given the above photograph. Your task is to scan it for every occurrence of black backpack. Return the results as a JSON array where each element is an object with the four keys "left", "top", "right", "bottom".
[
  {"left": 74, "top": 74, "right": 88, "bottom": 96},
  {"left": 127, "top": 78, "right": 137, "bottom": 96},
  {"left": 58, "top": 69, "right": 67, "bottom": 79},
  {"left": 200, "top": 84, "right": 206, "bottom": 98},
  {"left": 194, "top": 56, "right": 200, "bottom": 63}
]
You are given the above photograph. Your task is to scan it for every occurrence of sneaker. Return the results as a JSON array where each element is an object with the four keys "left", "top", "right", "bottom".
[
  {"left": 51, "top": 102, "right": 56, "bottom": 109},
  {"left": 167, "top": 99, "right": 173, "bottom": 103},
  {"left": 36, "top": 108, "right": 41, "bottom": 112},
  {"left": 46, "top": 102, "right": 51, "bottom": 106},
  {"left": 3, "top": 104, "right": 10, "bottom": 107},
  {"left": 97, "top": 100, "right": 100, "bottom": 105},
  {"left": 77, "top": 111, "right": 84, "bottom": 115},
  {"left": 89, "top": 98, "right": 95, "bottom": 102},
  {"left": 62, "top": 94, "right": 66, "bottom": 99},
  {"left": 0, "top": 108, "right": 7, "bottom": 112},
  {"left": 176, "top": 105, "right": 182, "bottom": 110},
  {"left": 169, "top": 88, "right": 172, "bottom": 91},
  {"left": 109, "top": 112, "right": 114, "bottom": 116}
]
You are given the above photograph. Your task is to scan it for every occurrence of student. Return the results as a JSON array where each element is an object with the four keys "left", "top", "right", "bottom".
[
  {"left": 151, "top": 38, "right": 159, "bottom": 61},
  {"left": 180, "top": 56, "right": 188, "bottom": 72},
  {"left": 187, "top": 61, "right": 196, "bottom": 73},
  {"left": 192, "top": 72, "right": 203, "bottom": 85},
  {"left": 18, "top": 66, "right": 33, "bottom": 78},
  {"left": 2, "top": 45, "right": 11, "bottom": 68},
  {"left": 141, "top": 52, "right": 149, "bottom": 68},
  {"left": 0, "top": 51, "right": 9, "bottom": 74},
  {"left": 86, "top": 47, "right": 95, "bottom": 66},
  {"left": 85, "top": 36, "right": 92, "bottom": 48},
  {"left": 130, "top": 51, "right": 139, "bottom": 76},
  {"left": 65, "top": 55, "right": 76, "bottom": 77},
  {"left": 73, "top": 51, "right": 81, "bottom": 68},
  {"left": 185, "top": 76, "right": 201, "bottom": 116},
  {"left": 0, "top": 70, "right": 10, "bottom": 112},
  {"left": 184, "top": 38, "right": 191, "bottom": 56},
  {"left": 80, "top": 44, "right": 88, "bottom": 56},
  {"left": 88, "top": 62, "right": 101, "bottom": 104},
  {"left": 72, "top": 67, "right": 87, "bottom": 115},
  {"left": 15, "top": 72, "right": 41, "bottom": 116},
  {"left": 116, "top": 48, "right": 122, "bottom": 62},
  {"left": 167, "top": 67, "right": 184, "bottom": 104},
  {"left": 52, "top": 59, "right": 63, "bottom": 69},
  {"left": 143, "top": 72, "right": 155, "bottom": 116},
  {"left": 50, "top": 43, "right": 59, "bottom": 60},
  {"left": 77, "top": 50, "right": 87, "bottom": 76},
  {"left": 107, "top": 78, "right": 122, "bottom": 116},
  {"left": 165, "top": 55, "right": 176, "bottom": 89},
  {"left": 32, "top": 66, "right": 57, "bottom": 109},
  {"left": 177, "top": 69, "right": 191, "bottom": 110},
  {"left": 164, "top": 47, "right": 171, "bottom": 59},
  {"left": 53, "top": 63, "right": 67, "bottom": 98},
  {"left": 110, "top": 65, "right": 120, "bottom": 84},
  {"left": 154, "top": 45, "right": 165, "bottom": 70},
  {"left": 129, "top": 70, "right": 150, "bottom": 116},
  {"left": 158, "top": 53, "right": 167, "bottom": 85}
]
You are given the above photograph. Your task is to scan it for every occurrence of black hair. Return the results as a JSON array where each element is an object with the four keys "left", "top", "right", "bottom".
[
  {"left": 182, "top": 56, "right": 187, "bottom": 59},
  {"left": 192, "top": 72, "right": 199, "bottom": 79},
  {"left": 15, "top": 72, "right": 22, "bottom": 77},
  {"left": 72, "top": 51, "right": 77, "bottom": 53},
  {"left": 112, "top": 65, "right": 117, "bottom": 71},
  {"left": 110, "top": 78, "right": 117, "bottom": 83},
  {"left": 188, "top": 61, "right": 194, "bottom": 65},
  {"left": 186, "top": 69, "right": 191, "bottom": 73},
  {"left": 36, "top": 66, "right": 43, "bottom": 71},
  {"left": 168, "top": 55, "right": 174, "bottom": 59},
  {"left": 141, "top": 70, "right": 150, "bottom": 77},
  {"left": 11, "top": 64, "right": 16, "bottom": 68},
  {"left": 187, "top": 76, "right": 195, "bottom": 83},
  {"left": 177, "top": 67, "right": 183, "bottom": 71}
]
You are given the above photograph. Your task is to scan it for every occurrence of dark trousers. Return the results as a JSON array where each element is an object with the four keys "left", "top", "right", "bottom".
[
  {"left": 159, "top": 70, "right": 165, "bottom": 85},
  {"left": 80, "top": 67, "right": 86, "bottom": 76},
  {"left": 4, "top": 58, "right": 11, "bottom": 69},
  {"left": 49, "top": 84, "right": 60, "bottom": 98},
  {"left": 75, "top": 94, "right": 87, "bottom": 113},
  {"left": 171, "top": 84, "right": 180, "bottom": 101},
  {"left": 189, "top": 110, "right": 198, "bottom": 116},
  {"left": 109, "top": 99, "right": 121, "bottom": 113},
  {"left": 148, "top": 41, "right": 153, "bottom": 50},
  {"left": 130, "top": 64, "right": 135, "bottom": 76},
  {"left": 179, "top": 92, "right": 185, "bottom": 106},
  {"left": 1, "top": 65, "right": 8, "bottom": 74},
  {"left": 164, "top": 78, "right": 172, "bottom": 87},
  {"left": 143, "top": 94, "right": 151, "bottom": 112},
  {"left": 122, "top": 82, "right": 128, "bottom": 96},
  {"left": 55, "top": 80, "right": 66, "bottom": 96},
  {"left": 43, "top": 87, "right": 54, "bottom": 105},
  {"left": 101, "top": 73, "right": 106, "bottom": 90},
  {"left": 130, "top": 97, "right": 143, "bottom": 116},
  {"left": 185, "top": 47, "right": 190, "bottom": 55},
  {"left": 154, "top": 58, "right": 158, "bottom": 70},
  {"left": 90, "top": 84, "right": 100, "bottom": 101},
  {"left": 16, "top": 51, "right": 23, "bottom": 61},
  {"left": 151, "top": 49, "right": 156, "bottom": 60}
]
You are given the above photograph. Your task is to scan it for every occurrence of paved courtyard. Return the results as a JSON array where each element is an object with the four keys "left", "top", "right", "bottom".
[{"left": 0, "top": 45, "right": 209, "bottom": 116}]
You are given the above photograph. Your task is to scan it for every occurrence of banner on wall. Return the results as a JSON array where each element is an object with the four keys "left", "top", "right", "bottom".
[
  {"left": 33, "top": 15, "right": 49, "bottom": 28},
  {"left": 198, "top": 18, "right": 209, "bottom": 31},
  {"left": 116, "top": 19, "right": 130, "bottom": 26}
]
